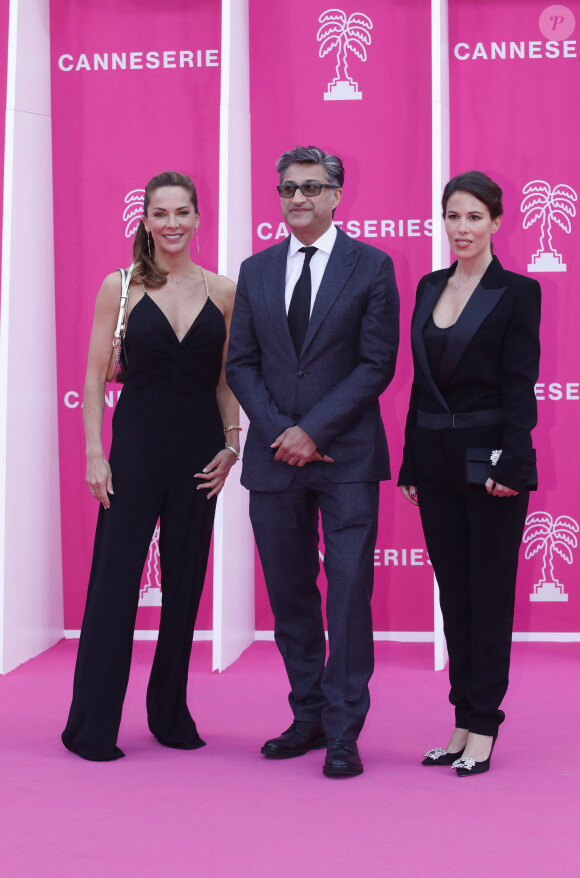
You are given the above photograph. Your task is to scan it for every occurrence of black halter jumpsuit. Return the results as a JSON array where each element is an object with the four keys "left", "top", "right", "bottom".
[{"left": 62, "top": 283, "right": 226, "bottom": 761}]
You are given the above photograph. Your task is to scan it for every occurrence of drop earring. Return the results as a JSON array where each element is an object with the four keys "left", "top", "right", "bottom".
[
  {"left": 194, "top": 227, "right": 200, "bottom": 255},
  {"left": 147, "top": 230, "right": 153, "bottom": 260}
]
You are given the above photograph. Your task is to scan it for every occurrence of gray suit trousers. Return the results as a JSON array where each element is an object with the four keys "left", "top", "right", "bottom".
[{"left": 250, "top": 469, "right": 379, "bottom": 740}]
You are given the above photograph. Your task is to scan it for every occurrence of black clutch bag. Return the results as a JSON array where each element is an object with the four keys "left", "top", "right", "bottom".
[{"left": 465, "top": 448, "right": 538, "bottom": 491}]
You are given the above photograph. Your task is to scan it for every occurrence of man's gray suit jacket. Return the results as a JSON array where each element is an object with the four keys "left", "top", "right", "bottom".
[{"left": 226, "top": 227, "right": 400, "bottom": 492}]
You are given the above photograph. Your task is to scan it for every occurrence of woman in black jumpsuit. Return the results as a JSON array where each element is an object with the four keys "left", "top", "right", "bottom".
[
  {"left": 399, "top": 172, "right": 540, "bottom": 776},
  {"left": 62, "top": 172, "right": 239, "bottom": 761}
]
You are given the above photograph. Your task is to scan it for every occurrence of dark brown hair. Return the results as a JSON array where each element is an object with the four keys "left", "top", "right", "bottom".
[
  {"left": 442, "top": 171, "right": 503, "bottom": 220},
  {"left": 132, "top": 171, "right": 199, "bottom": 289}
]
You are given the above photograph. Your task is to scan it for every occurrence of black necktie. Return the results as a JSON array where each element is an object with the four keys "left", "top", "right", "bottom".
[{"left": 288, "top": 246, "right": 317, "bottom": 355}]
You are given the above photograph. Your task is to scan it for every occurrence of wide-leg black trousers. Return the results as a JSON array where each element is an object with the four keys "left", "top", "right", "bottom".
[
  {"left": 62, "top": 466, "right": 216, "bottom": 761},
  {"left": 414, "top": 425, "right": 529, "bottom": 735}
]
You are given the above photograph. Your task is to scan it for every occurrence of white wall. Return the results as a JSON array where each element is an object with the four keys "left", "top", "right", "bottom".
[{"left": 0, "top": 0, "right": 63, "bottom": 673}]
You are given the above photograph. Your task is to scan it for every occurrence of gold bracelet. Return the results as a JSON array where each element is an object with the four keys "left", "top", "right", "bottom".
[{"left": 223, "top": 425, "right": 242, "bottom": 434}]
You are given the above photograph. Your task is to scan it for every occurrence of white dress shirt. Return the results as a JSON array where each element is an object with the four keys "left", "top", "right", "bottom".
[{"left": 284, "top": 223, "right": 338, "bottom": 315}]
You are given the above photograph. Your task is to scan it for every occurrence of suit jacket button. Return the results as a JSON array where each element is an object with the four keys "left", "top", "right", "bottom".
[
  {"left": 296, "top": 371, "right": 305, "bottom": 378},
  {"left": 291, "top": 411, "right": 301, "bottom": 420}
]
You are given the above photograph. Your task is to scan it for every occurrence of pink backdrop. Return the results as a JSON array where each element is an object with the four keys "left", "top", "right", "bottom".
[
  {"left": 50, "top": 0, "right": 222, "bottom": 630},
  {"left": 249, "top": 0, "right": 434, "bottom": 631},
  {"left": 450, "top": 0, "right": 580, "bottom": 631},
  {"left": 49, "top": 0, "right": 579, "bottom": 636}
]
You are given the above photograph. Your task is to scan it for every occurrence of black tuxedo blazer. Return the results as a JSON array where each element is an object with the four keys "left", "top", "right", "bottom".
[
  {"left": 226, "top": 227, "right": 400, "bottom": 491},
  {"left": 398, "top": 256, "right": 541, "bottom": 491}
]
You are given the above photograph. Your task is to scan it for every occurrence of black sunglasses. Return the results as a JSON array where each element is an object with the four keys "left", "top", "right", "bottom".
[{"left": 277, "top": 183, "right": 338, "bottom": 198}]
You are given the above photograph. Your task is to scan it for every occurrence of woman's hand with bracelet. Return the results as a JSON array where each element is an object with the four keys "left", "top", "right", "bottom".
[{"left": 194, "top": 445, "right": 239, "bottom": 498}]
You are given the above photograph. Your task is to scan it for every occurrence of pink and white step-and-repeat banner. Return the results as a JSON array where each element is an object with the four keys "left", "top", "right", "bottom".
[
  {"left": 50, "top": 0, "right": 222, "bottom": 631},
  {"left": 48, "top": 0, "right": 579, "bottom": 637},
  {"left": 250, "top": 1, "right": 433, "bottom": 632},
  {"left": 450, "top": 1, "right": 580, "bottom": 631}
]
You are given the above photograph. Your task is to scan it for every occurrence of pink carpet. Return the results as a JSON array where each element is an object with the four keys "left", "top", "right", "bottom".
[{"left": 0, "top": 639, "right": 578, "bottom": 877}]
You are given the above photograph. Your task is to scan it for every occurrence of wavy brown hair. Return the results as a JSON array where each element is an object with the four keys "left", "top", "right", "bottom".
[{"left": 131, "top": 171, "right": 199, "bottom": 289}]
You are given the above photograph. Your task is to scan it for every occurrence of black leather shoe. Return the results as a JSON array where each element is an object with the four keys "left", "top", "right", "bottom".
[
  {"left": 422, "top": 747, "right": 465, "bottom": 766},
  {"left": 261, "top": 721, "right": 326, "bottom": 759},
  {"left": 323, "top": 739, "right": 363, "bottom": 777}
]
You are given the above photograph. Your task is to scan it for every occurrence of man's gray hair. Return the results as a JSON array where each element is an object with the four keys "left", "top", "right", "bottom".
[{"left": 275, "top": 145, "right": 345, "bottom": 188}]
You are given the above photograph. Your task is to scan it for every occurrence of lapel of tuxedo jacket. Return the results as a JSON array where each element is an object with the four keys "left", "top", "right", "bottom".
[
  {"left": 437, "top": 256, "right": 507, "bottom": 388},
  {"left": 300, "top": 228, "right": 359, "bottom": 357},
  {"left": 262, "top": 237, "right": 296, "bottom": 361},
  {"left": 411, "top": 272, "right": 451, "bottom": 412}
]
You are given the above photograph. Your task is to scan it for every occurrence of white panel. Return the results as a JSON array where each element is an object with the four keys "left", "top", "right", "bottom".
[
  {"left": 512, "top": 632, "right": 580, "bottom": 642},
  {"left": 0, "top": 0, "right": 63, "bottom": 673},
  {"left": 433, "top": 573, "right": 447, "bottom": 670},
  {"left": 431, "top": 0, "right": 450, "bottom": 272},
  {"left": 65, "top": 630, "right": 214, "bottom": 641},
  {"left": 9, "top": 0, "right": 51, "bottom": 114},
  {"left": 213, "top": 0, "right": 255, "bottom": 671},
  {"left": 431, "top": 0, "right": 450, "bottom": 671}
]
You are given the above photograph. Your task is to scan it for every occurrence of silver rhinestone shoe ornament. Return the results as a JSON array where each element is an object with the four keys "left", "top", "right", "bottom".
[
  {"left": 424, "top": 748, "right": 447, "bottom": 760},
  {"left": 490, "top": 449, "right": 502, "bottom": 466},
  {"left": 452, "top": 756, "right": 477, "bottom": 770}
]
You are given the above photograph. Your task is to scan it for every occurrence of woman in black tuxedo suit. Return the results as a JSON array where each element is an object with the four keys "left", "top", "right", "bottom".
[{"left": 399, "top": 171, "right": 541, "bottom": 776}]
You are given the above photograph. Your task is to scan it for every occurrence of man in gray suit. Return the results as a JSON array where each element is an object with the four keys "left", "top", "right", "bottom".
[{"left": 226, "top": 145, "right": 399, "bottom": 777}]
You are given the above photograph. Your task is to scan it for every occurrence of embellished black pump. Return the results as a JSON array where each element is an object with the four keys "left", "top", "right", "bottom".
[
  {"left": 452, "top": 734, "right": 498, "bottom": 777},
  {"left": 422, "top": 747, "right": 465, "bottom": 766}
]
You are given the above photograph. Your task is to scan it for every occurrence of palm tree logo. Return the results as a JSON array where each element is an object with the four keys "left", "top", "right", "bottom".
[
  {"left": 317, "top": 9, "right": 373, "bottom": 101},
  {"left": 139, "top": 522, "right": 162, "bottom": 606},
  {"left": 521, "top": 180, "right": 577, "bottom": 272},
  {"left": 123, "top": 188, "right": 145, "bottom": 238},
  {"left": 523, "top": 511, "right": 578, "bottom": 602}
]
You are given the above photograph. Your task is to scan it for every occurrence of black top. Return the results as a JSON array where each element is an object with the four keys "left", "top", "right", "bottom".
[
  {"left": 111, "top": 292, "right": 226, "bottom": 475},
  {"left": 422, "top": 313, "right": 452, "bottom": 381}
]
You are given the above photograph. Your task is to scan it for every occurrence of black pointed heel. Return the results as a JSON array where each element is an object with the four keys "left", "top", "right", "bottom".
[
  {"left": 452, "top": 733, "right": 498, "bottom": 777},
  {"left": 422, "top": 747, "right": 465, "bottom": 766}
]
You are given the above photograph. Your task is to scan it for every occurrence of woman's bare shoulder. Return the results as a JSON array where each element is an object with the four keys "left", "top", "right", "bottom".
[
  {"left": 203, "top": 268, "right": 236, "bottom": 307},
  {"left": 99, "top": 270, "right": 123, "bottom": 296},
  {"left": 93, "top": 271, "right": 124, "bottom": 317}
]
